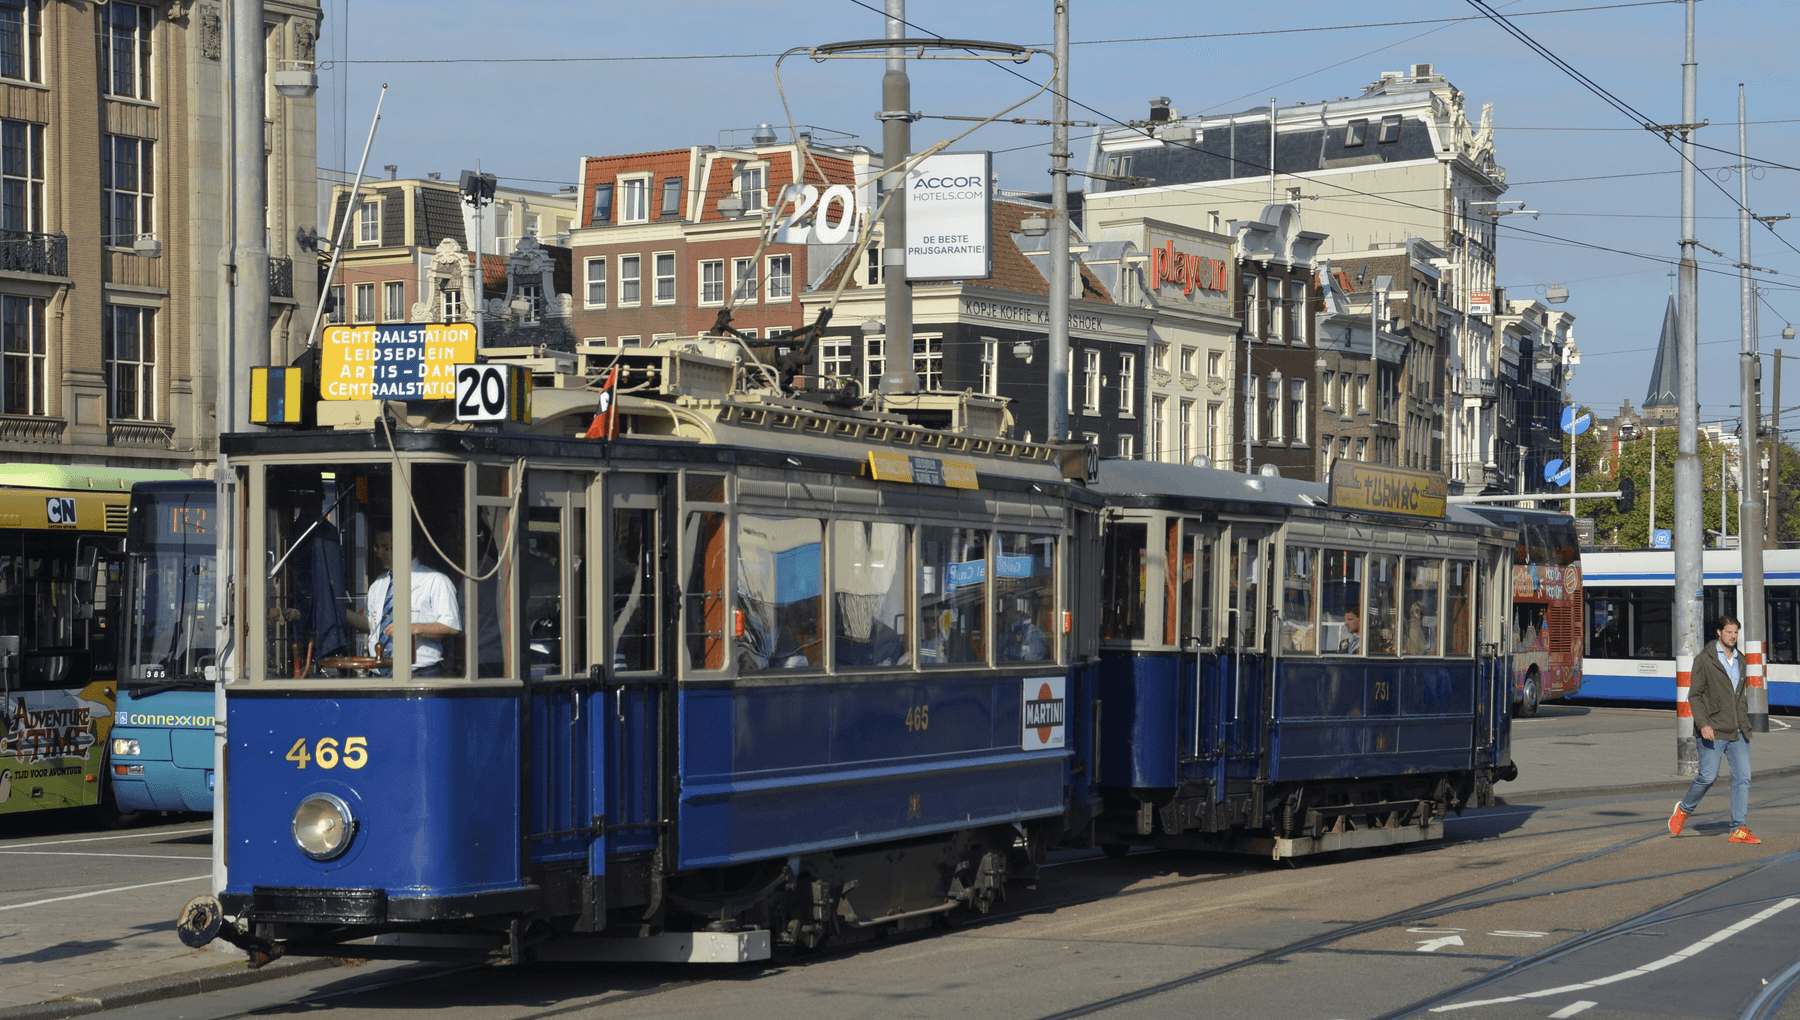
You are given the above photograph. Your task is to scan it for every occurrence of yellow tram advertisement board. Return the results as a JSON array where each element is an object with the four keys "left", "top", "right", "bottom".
[
  {"left": 867, "top": 451, "right": 979, "bottom": 490},
  {"left": 1328, "top": 461, "right": 1448, "bottom": 519},
  {"left": 321, "top": 323, "right": 477, "bottom": 401}
]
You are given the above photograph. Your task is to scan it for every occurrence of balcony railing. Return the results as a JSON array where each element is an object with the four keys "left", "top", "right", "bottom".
[
  {"left": 269, "top": 256, "right": 294, "bottom": 298},
  {"left": 0, "top": 230, "right": 67, "bottom": 276}
]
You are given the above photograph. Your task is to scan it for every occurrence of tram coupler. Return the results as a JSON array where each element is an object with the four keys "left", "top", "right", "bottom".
[{"left": 176, "top": 894, "right": 285, "bottom": 966}]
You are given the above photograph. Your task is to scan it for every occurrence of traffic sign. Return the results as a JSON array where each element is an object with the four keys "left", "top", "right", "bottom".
[
  {"left": 1561, "top": 406, "right": 1592, "bottom": 435},
  {"left": 1544, "top": 458, "right": 1564, "bottom": 482}
]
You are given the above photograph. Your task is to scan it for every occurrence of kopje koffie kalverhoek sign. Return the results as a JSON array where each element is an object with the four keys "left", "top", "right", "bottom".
[{"left": 905, "top": 152, "right": 993, "bottom": 282}]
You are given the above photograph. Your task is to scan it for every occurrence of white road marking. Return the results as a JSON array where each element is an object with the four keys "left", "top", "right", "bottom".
[
  {"left": 0, "top": 826, "right": 211, "bottom": 850},
  {"left": 1772, "top": 718, "right": 1793, "bottom": 732},
  {"left": 0, "top": 850, "right": 208, "bottom": 860},
  {"left": 1409, "top": 927, "right": 1469, "bottom": 933},
  {"left": 1548, "top": 1002, "right": 1596, "bottom": 1018},
  {"left": 1430, "top": 897, "right": 1800, "bottom": 1012},
  {"left": 1417, "top": 935, "right": 1466, "bottom": 952},
  {"left": 1490, "top": 930, "right": 1548, "bottom": 938},
  {"left": 0, "top": 874, "right": 209, "bottom": 912}
]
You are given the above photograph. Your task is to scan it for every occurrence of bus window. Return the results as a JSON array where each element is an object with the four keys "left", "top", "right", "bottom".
[
  {"left": 1445, "top": 561, "right": 1473, "bottom": 657},
  {"left": 919, "top": 526, "right": 986, "bottom": 665},
  {"left": 1321, "top": 550, "right": 1364, "bottom": 655},
  {"left": 1548, "top": 520, "right": 1579, "bottom": 566},
  {"left": 832, "top": 520, "right": 907, "bottom": 669},
  {"left": 737, "top": 515, "right": 823, "bottom": 672},
  {"left": 1403, "top": 558, "right": 1440, "bottom": 656},
  {"left": 1367, "top": 553, "right": 1398, "bottom": 656},
  {"left": 1703, "top": 586, "right": 1738, "bottom": 632},
  {"left": 1101, "top": 522, "right": 1147, "bottom": 642},
  {"left": 1283, "top": 546, "right": 1318, "bottom": 653}
]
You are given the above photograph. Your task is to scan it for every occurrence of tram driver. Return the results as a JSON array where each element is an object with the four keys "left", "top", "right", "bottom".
[{"left": 358, "top": 525, "right": 463, "bottom": 677}]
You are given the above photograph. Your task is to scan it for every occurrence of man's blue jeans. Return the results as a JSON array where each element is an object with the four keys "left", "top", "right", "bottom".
[{"left": 1679, "top": 731, "right": 1752, "bottom": 829}]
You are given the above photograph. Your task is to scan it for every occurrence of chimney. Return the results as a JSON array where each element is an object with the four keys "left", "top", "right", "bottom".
[
  {"left": 384, "top": 164, "right": 398, "bottom": 180},
  {"left": 427, "top": 172, "right": 442, "bottom": 180},
  {"left": 1148, "top": 96, "right": 1172, "bottom": 123},
  {"left": 751, "top": 123, "right": 777, "bottom": 145}
]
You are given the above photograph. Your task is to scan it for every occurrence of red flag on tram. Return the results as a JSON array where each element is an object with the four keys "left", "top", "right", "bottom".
[{"left": 584, "top": 366, "right": 620, "bottom": 440}]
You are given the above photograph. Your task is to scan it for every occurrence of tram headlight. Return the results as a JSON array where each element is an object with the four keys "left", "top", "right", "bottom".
[
  {"left": 291, "top": 793, "right": 357, "bottom": 860},
  {"left": 112, "top": 738, "right": 140, "bottom": 756}
]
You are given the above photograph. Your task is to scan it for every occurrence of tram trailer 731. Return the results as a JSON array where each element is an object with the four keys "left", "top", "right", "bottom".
[
  {"left": 1087, "top": 461, "right": 1519, "bottom": 860},
  {"left": 178, "top": 342, "right": 1105, "bottom": 965}
]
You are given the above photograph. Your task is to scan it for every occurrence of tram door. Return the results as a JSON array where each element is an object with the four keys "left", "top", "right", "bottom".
[
  {"left": 522, "top": 471, "right": 595, "bottom": 879},
  {"left": 1221, "top": 524, "right": 1273, "bottom": 766},
  {"left": 1176, "top": 520, "right": 1222, "bottom": 765}
]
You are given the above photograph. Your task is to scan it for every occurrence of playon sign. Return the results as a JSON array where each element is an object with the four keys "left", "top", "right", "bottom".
[{"left": 1149, "top": 240, "right": 1228, "bottom": 297}]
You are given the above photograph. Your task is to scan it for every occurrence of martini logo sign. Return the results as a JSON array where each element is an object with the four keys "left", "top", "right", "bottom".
[{"left": 1022, "top": 676, "right": 1066, "bottom": 750}]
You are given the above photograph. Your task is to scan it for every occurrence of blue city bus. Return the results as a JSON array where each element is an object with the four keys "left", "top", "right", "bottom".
[{"left": 109, "top": 481, "right": 218, "bottom": 814}]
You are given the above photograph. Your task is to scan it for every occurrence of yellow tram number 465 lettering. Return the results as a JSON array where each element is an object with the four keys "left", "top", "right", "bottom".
[
  {"left": 904, "top": 704, "right": 931, "bottom": 731},
  {"left": 284, "top": 736, "right": 370, "bottom": 770}
]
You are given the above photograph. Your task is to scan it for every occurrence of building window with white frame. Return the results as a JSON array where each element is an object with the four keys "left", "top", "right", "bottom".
[
  {"left": 353, "top": 283, "right": 374, "bottom": 323},
  {"left": 1269, "top": 285, "right": 1284, "bottom": 341},
  {"left": 1207, "top": 349, "right": 1222, "bottom": 378},
  {"left": 620, "top": 335, "right": 641, "bottom": 348},
  {"left": 1267, "top": 375, "right": 1283, "bottom": 442},
  {"left": 1207, "top": 401, "right": 1222, "bottom": 461},
  {"left": 620, "top": 177, "right": 649, "bottom": 223},
  {"left": 100, "top": 3, "right": 152, "bottom": 99},
  {"left": 1289, "top": 280, "right": 1305, "bottom": 344},
  {"left": 1152, "top": 340, "right": 1169, "bottom": 372},
  {"left": 913, "top": 334, "right": 942, "bottom": 391},
  {"left": 1083, "top": 349, "right": 1101, "bottom": 412},
  {"left": 0, "top": 120, "right": 43, "bottom": 235},
  {"left": 660, "top": 177, "right": 682, "bottom": 218},
  {"left": 102, "top": 135, "right": 152, "bottom": 247},
  {"left": 732, "top": 258, "right": 756, "bottom": 302},
  {"left": 519, "top": 283, "right": 542, "bottom": 325},
  {"left": 1356, "top": 436, "right": 1369, "bottom": 462},
  {"left": 820, "top": 336, "right": 851, "bottom": 380},
  {"left": 653, "top": 252, "right": 676, "bottom": 304},
  {"left": 699, "top": 259, "right": 723, "bottom": 305},
  {"left": 980, "top": 337, "right": 998, "bottom": 396},
  {"left": 442, "top": 287, "right": 463, "bottom": 321},
  {"left": 1179, "top": 399, "right": 1195, "bottom": 463},
  {"left": 584, "top": 257, "right": 607, "bottom": 307},
  {"left": 1180, "top": 345, "right": 1196, "bottom": 378},
  {"left": 1150, "top": 396, "right": 1167, "bottom": 461},
  {"left": 0, "top": 293, "right": 43, "bottom": 415},
  {"left": 1118, "top": 353, "right": 1135, "bottom": 415},
  {"left": 1356, "top": 373, "right": 1369, "bottom": 413},
  {"left": 384, "top": 281, "right": 405, "bottom": 321},
  {"left": 619, "top": 254, "right": 641, "bottom": 306},
  {"left": 589, "top": 183, "right": 613, "bottom": 226},
  {"left": 1291, "top": 379, "right": 1307, "bottom": 443},
  {"left": 355, "top": 199, "right": 380, "bottom": 246},
  {"left": 865, "top": 336, "right": 885, "bottom": 392},
  {"left": 0, "top": 1, "right": 42, "bottom": 84},
  {"left": 1118, "top": 433, "right": 1135, "bottom": 459},
  {"left": 1245, "top": 374, "right": 1259, "bottom": 442},
  {"left": 104, "top": 304, "right": 155, "bottom": 421},
  {"left": 326, "top": 284, "right": 344, "bottom": 324},
  {"left": 865, "top": 244, "right": 881, "bottom": 286},
  {"left": 767, "top": 254, "right": 791, "bottom": 301},
  {"left": 736, "top": 163, "right": 765, "bottom": 213},
  {"left": 1321, "top": 371, "right": 1335, "bottom": 410},
  {"left": 1243, "top": 274, "right": 1258, "bottom": 335}
]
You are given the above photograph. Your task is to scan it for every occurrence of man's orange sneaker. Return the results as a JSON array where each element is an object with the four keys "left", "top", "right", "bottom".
[
  {"left": 1670, "top": 802, "right": 1690, "bottom": 836},
  {"left": 1728, "top": 826, "right": 1762, "bottom": 845}
]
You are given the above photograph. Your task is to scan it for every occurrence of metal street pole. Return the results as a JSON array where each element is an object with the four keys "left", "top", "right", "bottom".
[
  {"left": 1046, "top": 0, "right": 1070, "bottom": 442},
  {"left": 1672, "top": 0, "right": 1703, "bottom": 777},
  {"left": 882, "top": 0, "right": 914, "bottom": 391},
  {"left": 1736, "top": 85, "right": 1769, "bottom": 731}
]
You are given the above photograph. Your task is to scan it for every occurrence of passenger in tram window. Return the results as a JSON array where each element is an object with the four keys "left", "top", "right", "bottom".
[
  {"left": 363, "top": 526, "right": 463, "bottom": 677},
  {"left": 1403, "top": 602, "right": 1428, "bottom": 656},
  {"left": 998, "top": 598, "right": 1049, "bottom": 662},
  {"left": 1338, "top": 609, "right": 1362, "bottom": 654}
]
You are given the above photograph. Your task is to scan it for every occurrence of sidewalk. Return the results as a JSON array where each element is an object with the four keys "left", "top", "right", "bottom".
[{"left": 2, "top": 706, "right": 1792, "bottom": 1020}]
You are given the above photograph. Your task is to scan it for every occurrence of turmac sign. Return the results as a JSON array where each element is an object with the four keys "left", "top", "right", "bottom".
[{"left": 905, "top": 152, "right": 992, "bottom": 281}]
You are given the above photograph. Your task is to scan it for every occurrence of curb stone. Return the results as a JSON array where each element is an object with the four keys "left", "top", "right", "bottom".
[{"left": 0, "top": 956, "right": 343, "bottom": 1020}]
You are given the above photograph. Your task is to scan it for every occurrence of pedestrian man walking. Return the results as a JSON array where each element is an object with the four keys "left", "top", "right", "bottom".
[{"left": 1669, "top": 615, "right": 1760, "bottom": 843}]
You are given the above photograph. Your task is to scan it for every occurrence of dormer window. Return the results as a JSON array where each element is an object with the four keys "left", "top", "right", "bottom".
[
  {"left": 735, "top": 164, "right": 766, "bottom": 214},
  {"left": 1345, "top": 119, "right": 1368, "bottom": 147},
  {"left": 1378, "top": 115, "right": 1401, "bottom": 144}
]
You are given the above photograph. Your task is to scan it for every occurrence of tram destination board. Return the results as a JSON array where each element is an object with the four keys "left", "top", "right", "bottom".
[
  {"left": 1328, "top": 461, "right": 1447, "bottom": 519},
  {"left": 321, "top": 324, "right": 477, "bottom": 400}
]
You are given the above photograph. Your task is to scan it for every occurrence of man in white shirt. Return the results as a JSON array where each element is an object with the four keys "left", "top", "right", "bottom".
[{"left": 364, "top": 528, "right": 463, "bottom": 677}]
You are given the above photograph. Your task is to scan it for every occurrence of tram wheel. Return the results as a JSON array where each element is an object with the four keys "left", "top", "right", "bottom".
[{"left": 1517, "top": 671, "right": 1541, "bottom": 718}]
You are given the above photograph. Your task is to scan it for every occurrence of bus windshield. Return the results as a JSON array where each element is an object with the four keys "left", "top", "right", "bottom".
[{"left": 123, "top": 483, "right": 216, "bottom": 686}]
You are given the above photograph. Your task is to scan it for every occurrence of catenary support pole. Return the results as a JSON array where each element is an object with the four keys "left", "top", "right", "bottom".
[
  {"left": 1737, "top": 85, "right": 1769, "bottom": 731},
  {"left": 882, "top": 0, "right": 913, "bottom": 391},
  {"left": 1046, "top": 0, "right": 1070, "bottom": 443},
  {"left": 1673, "top": 0, "right": 1702, "bottom": 777}
]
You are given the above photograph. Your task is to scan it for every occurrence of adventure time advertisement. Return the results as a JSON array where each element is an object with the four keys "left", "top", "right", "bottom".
[{"left": 0, "top": 682, "right": 114, "bottom": 813}]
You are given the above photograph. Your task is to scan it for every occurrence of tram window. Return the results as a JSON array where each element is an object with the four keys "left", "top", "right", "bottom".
[
  {"left": 683, "top": 510, "right": 727, "bottom": 671},
  {"left": 1703, "top": 587, "right": 1738, "bottom": 633},
  {"left": 737, "top": 515, "right": 823, "bottom": 672},
  {"left": 919, "top": 526, "right": 986, "bottom": 665},
  {"left": 686, "top": 473, "right": 726, "bottom": 503},
  {"left": 524, "top": 507, "right": 563, "bottom": 676},
  {"left": 1444, "top": 561, "right": 1473, "bottom": 657},
  {"left": 1163, "top": 521, "right": 1181, "bottom": 647},
  {"left": 402, "top": 463, "right": 469, "bottom": 678},
  {"left": 996, "top": 531, "right": 1054, "bottom": 664},
  {"left": 1197, "top": 535, "right": 1215, "bottom": 644},
  {"left": 831, "top": 520, "right": 908, "bottom": 669},
  {"left": 265, "top": 466, "right": 361, "bottom": 678},
  {"left": 1227, "top": 537, "right": 1262, "bottom": 649},
  {"left": 1612, "top": 589, "right": 1674, "bottom": 659},
  {"left": 1321, "top": 550, "right": 1364, "bottom": 655},
  {"left": 1101, "top": 522, "right": 1147, "bottom": 642},
  {"left": 1767, "top": 588, "right": 1800, "bottom": 665},
  {"left": 1178, "top": 528, "right": 1199, "bottom": 647},
  {"left": 612, "top": 507, "right": 659, "bottom": 672},
  {"left": 475, "top": 504, "right": 514, "bottom": 678},
  {"left": 1282, "top": 546, "right": 1318, "bottom": 653},
  {"left": 1402, "top": 558, "right": 1441, "bottom": 656},
  {"left": 569, "top": 511, "right": 588, "bottom": 674},
  {"left": 1587, "top": 594, "right": 1631, "bottom": 658},
  {"left": 1366, "top": 553, "right": 1398, "bottom": 656}
]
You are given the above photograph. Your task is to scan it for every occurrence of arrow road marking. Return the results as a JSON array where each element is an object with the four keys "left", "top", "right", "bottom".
[
  {"left": 1416, "top": 935, "right": 1466, "bottom": 952},
  {"left": 1430, "top": 897, "right": 1800, "bottom": 1011}
]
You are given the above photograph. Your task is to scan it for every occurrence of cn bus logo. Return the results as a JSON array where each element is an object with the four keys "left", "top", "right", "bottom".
[{"left": 46, "top": 497, "right": 75, "bottom": 525}]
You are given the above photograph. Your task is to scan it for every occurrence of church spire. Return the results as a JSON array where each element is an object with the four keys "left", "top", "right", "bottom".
[{"left": 1643, "top": 294, "right": 1679, "bottom": 422}]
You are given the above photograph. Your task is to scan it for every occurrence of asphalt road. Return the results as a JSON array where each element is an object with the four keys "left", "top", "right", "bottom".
[{"left": 7, "top": 706, "right": 1800, "bottom": 1020}]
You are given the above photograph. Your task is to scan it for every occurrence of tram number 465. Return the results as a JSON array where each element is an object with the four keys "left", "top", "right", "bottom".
[{"left": 285, "top": 736, "right": 369, "bottom": 770}]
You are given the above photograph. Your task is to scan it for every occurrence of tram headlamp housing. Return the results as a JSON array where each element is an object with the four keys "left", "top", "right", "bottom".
[
  {"left": 292, "top": 793, "right": 357, "bottom": 860},
  {"left": 112, "top": 738, "right": 140, "bottom": 756}
]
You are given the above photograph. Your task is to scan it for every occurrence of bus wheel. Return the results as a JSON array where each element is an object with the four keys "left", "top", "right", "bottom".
[{"left": 1518, "top": 671, "right": 1542, "bottom": 718}]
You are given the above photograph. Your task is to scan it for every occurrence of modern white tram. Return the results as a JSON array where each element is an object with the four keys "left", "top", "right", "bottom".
[{"left": 1581, "top": 548, "right": 1800, "bottom": 708}]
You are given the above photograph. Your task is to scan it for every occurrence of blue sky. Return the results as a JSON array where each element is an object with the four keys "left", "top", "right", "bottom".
[{"left": 315, "top": 1, "right": 1800, "bottom": 431}]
